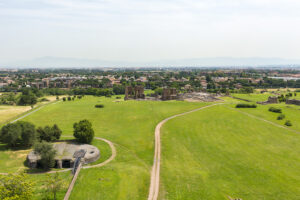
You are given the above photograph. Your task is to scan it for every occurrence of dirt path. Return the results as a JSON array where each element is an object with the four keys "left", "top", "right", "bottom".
[
  {"left": 147, "top": 103, "right": 222, "bottom": 200},
  {"left": 10, "top": 100, "right": 62, "bottom": 124},
  {"left": 228, "top": 106, "right": 300, "bottom": 134}
]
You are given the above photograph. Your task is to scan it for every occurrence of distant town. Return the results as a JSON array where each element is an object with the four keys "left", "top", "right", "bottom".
[{"left": 0, "top": 68, "right": 299, "bottom": 95}]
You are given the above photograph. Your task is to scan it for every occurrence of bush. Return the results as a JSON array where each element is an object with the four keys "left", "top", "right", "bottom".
[
  {"left": 34, "top": 142, "right": 56, "bottom": 170},
  {"left": 62, "top": 97, "right": 66, "bottom": 101},
  {"left": 68, "top": 96, "right": 71, "bottom": 101},
  {"left": 235, "top": 104, "right": 257, "bottom": 108},
  {"left": 268, "top": 107, "right": 282, "bottom": 113},
  {"left": 285, "top": 120, "right": 292, "bottom": 126},
  {"left": 95, "top": 104, "right": 104, "bottom": 108},
  {"left": 37, "top": 124, "right": 62, "bottom": 142},
  {"left": 39, "top": 97, "right": 49, "bottom": 102},
  {"left": 0, "top": 172, "right": 34, "bottom": 200},
  {"left": 116, "top": 97, "right": 121, "bottom": 99},
  {"left": 73, "top": 119, "right": 94, "bottom": 144},
  {"left": 0, "top": 121, "right": 36, "bottom": 147},
  {"left": 277, "top": 114, "right": 285, "bottom": 120},
  {"left": 56, "top": 96, "right": 59, "bottom": 100}
]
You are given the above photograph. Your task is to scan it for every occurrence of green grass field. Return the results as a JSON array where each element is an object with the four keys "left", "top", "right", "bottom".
[
  {"left": 1, "top": 93, "right": 300, "bottom": 199},
  {"left": 12, "top": 96, "right": 207, "bottom": 199},
  {"left": 160, "top": 104, "right": 300, "bottom": 200}
]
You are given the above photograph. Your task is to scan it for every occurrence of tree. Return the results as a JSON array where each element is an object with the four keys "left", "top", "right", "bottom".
[
  {"left": 0, "top": 172, "right": 34, "bottom": 200},
  {"left": 0, "top": 123, "right": 22, "bottom": 147},
  {"left": 19, "top": 121, "right": 36, "bottom": 147},
  {"left": 73, "top": 119, "right": 94, "bottom": 144},
  {"left": 45, "top": 173, "right": 64, "bottom": 200},
  {"left": 52, "top": 124, "right": 62, "bottom": 140},
  {"left": 34, "top": 142, "right": 56, "bottom": 170},
  {"left": 37, "top": 124, "right": 62, "bottom": 142},
  {"left": 0, "top": 121, "right": 36, "bottom": 147},
  {"left": 18, "top": 89, "right": 37, "bottom": 105}
]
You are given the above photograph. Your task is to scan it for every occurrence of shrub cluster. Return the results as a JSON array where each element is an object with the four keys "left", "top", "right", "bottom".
[
  {"left": 235, "top": 104, "right": 257, "bottom": 108},
  {"left": 277, "top": 114, "right": 285, "bottom": 120},
  {"left": 36, "top": 124, "right": 62, "bottom": 142},
  {"left": 95, "top": 104, "right": 104, "bottom": 108},
  {"left": 268, "top": 107, "right": 282, "bottom": 113},
  {"left": 285, "top": 120, "right": 292, "bottom": 126}
]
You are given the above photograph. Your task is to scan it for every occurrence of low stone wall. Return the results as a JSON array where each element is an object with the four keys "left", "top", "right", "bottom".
[
  {"left": 286, "top": 99, "right": 300, "bottom": 106},
  {"left": 230, "top": 96, "right": 251, "bottom": 102}
]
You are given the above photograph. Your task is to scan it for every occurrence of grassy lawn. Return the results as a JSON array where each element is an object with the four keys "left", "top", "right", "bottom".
[
  {"left": 0, "top": 105, "right": 32, "bottom": 124},
  {"left": 16, "top": 95, "right": 208, "bottom": 199},
  {"left": 231, "top": 92, "right": 300, "bottom": 102},
  {"left": 160, "top": 105, "right": 300, "bottom": 200},
  {"left": 29, "top": 172, "right": 73, "bottom": 200}
]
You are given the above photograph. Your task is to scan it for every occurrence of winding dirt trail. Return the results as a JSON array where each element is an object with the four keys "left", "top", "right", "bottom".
[{"left": 147, "top": 103, "right": 221, "bottom": 200}]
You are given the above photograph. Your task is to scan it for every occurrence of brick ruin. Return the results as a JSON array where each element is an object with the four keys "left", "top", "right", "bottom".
[
  {"left": 257, "top": 96, "right": 278, "bottom": 105},
  {"left": 124, "top": 86, "right": 145, "bottom": 100},
  {"left": 161, "top": 88, "right": 178, "bottom": 101}
]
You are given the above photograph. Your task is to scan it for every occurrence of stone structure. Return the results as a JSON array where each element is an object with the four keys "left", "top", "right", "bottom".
[
  {"left": 179, "top": 92, "right": 221, "bottom": 102},
  {"left": 257, "top": 96, "right": 278, "bottom": 105},
  {"left": 161, "top": 88, "right": 178, "bottom": 101},
  {"left": 124, "top": 86, "right": 145, "bottom": 100},
  {"left": 27, "top": 143, "right": 100, "bottom": 169},
  {"left": 286, "top": 99, "right": 300, "bottom": 106}
]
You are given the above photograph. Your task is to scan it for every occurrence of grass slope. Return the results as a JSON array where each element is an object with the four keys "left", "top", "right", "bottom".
[
  {"left": 19, "top": 96, "right": 208, "bottom": 199},
  {"left": 160, "top": 105, "right": 300, "bottom": 200}
]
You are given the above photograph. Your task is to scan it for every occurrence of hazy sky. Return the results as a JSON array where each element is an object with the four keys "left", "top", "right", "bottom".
[{"left": 1, "top": 0, "right": 300, "bottom": 63}]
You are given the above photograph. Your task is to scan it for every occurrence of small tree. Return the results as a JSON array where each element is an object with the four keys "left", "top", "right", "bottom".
[
  {"left": 0, "top": 172, "right": 34, "bottom": 200},
  {"left": 34, "top": 142, "right": 56, "bottom": 170},
  {"left": 45, "top": 173, "right": 64, "bottom": 200},
  {"left": 52, "top": 124, "right": 62, "bottom": 140},
  {"left": 73, "top": 119, "right": 94, "bottom": 144}
]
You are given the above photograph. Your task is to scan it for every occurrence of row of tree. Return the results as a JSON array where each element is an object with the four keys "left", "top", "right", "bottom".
[{"left": 0, "top": 121, "right": 62, "bottom": 148}]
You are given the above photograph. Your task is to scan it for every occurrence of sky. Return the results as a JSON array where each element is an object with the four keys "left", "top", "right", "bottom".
[{"left": 1, "top": 0, "right": 300, "bottom": 65}]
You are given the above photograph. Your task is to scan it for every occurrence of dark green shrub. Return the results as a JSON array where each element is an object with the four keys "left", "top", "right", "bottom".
[
  {"left": 236, "top": 104, "right": 257, "bottom": 108},
  {"left": 95, "top": 104, "right": 104, "bottom": 108},
  {"left": 285, "top": 120, "right": 292, "bottom": 126},
  {"left": 62, "top": 97, "right": 66, "bottom": 101},
  {"left": 67, "top": 97, "right": 71, "bottom": 101},
  {"left": 277, "top": 114, "right": 285, "bottom": 120},
  {"left": 268, "top": 107, "right": 282, "bottom": 113}
]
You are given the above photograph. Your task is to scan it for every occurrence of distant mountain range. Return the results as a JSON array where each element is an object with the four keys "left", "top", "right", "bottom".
[{"left": 1, "top": 56, "right": 300, "bottom": 68}]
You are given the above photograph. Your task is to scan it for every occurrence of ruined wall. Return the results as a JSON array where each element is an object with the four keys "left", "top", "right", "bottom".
[
  {"left": 124, "top": 86, "right": 145, "bottom": 100},
  {"left": 286, "top": 99, "right": 300, "bottom": 106},
  {"left": 162, "top": 88, "right": 178, "bottom": 101}
]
